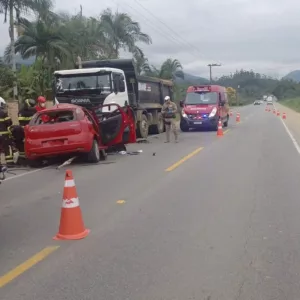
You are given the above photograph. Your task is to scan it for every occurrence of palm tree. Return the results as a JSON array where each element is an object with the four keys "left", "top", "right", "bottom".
[
  {"left": 59, "top": 13, "right": 107, "bottom": 62},
  {"left": 6, "top": 17, "right": 70, "bottom": 64},
  {"left": 100, "top": 8, "right": 152, "bottom": 58},
  {"left": 0, "top": 0, "right": 53, "bottom": 102},
  {"left": 4, "top": 17, "right": 70, "bottom": 95},
  {"left": 132, "top": 47, "right": 151, "bottom": 75},
  {"left": 148, "top": 58, "right": 184, "bottom": 80}
]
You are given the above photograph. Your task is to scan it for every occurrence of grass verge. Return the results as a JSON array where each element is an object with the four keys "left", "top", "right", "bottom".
[{"left": 279, "top": 98, "right": 300, "bottom": 113}]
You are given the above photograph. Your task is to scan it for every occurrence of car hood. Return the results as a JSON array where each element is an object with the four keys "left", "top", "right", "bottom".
[{"left": 184, "top": 104, "right": 216, "bottom": 114}]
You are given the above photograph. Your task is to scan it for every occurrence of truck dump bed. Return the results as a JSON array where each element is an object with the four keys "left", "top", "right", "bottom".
[{"left": 77, "top": 59, "right": 173, "bottom": 108}]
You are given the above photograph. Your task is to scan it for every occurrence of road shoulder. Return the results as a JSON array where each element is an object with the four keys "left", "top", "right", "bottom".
[{"left": 276, "top": 102, "right": 300, "bottom": 145}]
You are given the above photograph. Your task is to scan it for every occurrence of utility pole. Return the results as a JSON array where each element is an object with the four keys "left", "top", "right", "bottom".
[
  {"left": 236, "top": 85, "right": 240, "bottom": 106},
  {"left": 208, "top": 63, "right": 221, "bottom": 84}
]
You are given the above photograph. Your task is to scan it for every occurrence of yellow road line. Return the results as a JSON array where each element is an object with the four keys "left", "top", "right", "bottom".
[
  {"left": 116, "top": 200, "right": 126, "bottom": 204},
  {"left": 165, "top": 147, "right": 203, "bottom": 172},
  {"left": 0, "top": 246, "right": 59, "bottom": 288},
  {"left": 223, "top": 129, "right": 230, "bottom": 134}
]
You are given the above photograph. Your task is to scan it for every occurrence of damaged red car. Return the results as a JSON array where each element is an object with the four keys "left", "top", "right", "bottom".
[{"left": 24, "top": 103, "right": 136, "bottom": 166}]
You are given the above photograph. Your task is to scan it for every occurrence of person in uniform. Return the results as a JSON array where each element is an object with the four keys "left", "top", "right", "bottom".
[
  {"left": 0, "top": 97, "right": 14, "bottom": 163},
  {"left": 161, "top": 96, "right": 178, "bottom": 143},
  {"left": 36, "top": 96, "right": 47, "bottom": 112},
  {"left": 10, "top": 98, "right": 37, "bottom": 159},
  {"left": 18, "top": 98, "right": 36, "bottom": 126},
  {"left": 35, "top": 96, "right": 50, "bottom": 123}
]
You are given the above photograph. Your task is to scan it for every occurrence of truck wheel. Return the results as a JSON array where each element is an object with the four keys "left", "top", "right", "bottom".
[
  {"left": 87, "top": 139, "right": 100, "bottom": 163},
  {"left": 151, "top": 112, "right": 164, "bottom": 134},
  {"left": 137, "top": 114, "right": 149, "bottom": 138},
  {"left": 180, "top": 123, "right": 189, "bottom": 132}
]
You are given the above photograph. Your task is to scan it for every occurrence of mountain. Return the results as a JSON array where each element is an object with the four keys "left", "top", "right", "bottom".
[
  {"left": 175, "top": 72, "right": 209, "bottom": 85},
  {"left": 283, "top": 70, "right": 300, "bottom": 82},
  {"left": 1, "top": 56, "right": 209, "bottom": 85}
]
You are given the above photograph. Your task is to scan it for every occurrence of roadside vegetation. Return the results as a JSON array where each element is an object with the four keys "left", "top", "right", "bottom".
[
  {"left": 1, "top": 0, "right": 300, "bottom": 112},
  {"left": 279, "top": 97, "right": 300, "bottom": 113}
]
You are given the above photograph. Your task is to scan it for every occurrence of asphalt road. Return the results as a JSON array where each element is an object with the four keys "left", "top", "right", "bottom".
[{"left": 1, "top": 104, "right": 300, "bottom": 299}]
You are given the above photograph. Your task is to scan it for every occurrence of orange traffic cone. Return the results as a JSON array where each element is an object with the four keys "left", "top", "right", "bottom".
[
  {"left": 277, "top": 111, "right": 280, "bottom": 116},
  {"left": 282, "top": 112, "right": 286, "bottom": 119},
  {"left": 273, "top": 109, "right": 276, "bottom": 114},
  {"left": 54, "top": 170, "right": 90, "bottom": 240},
  {"left": 217, "top": 120, "right": 223, "bottom": 136},
  {"left": 236, "top": 112, "right": 240, "bottom": 123}
]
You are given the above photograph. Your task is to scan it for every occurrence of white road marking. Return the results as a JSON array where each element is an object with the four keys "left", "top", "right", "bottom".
[
  {"left": 274, "top": 103, "right": 300, "bottom": 155},
  {"left": 4, "top": 166, "right": 51, "bottom": 181},
  {"left": 280, "top": 118, "right": 300, "bottom": 155}
]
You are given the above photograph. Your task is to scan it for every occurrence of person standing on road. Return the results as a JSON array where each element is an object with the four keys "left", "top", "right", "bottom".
[
  {"left": 0, "top": 97, "right": 15, "bottom": 164},
  {"left": 18, "top": 98, "right": 37, "bottom": 127},
  {"left": 161, "top": 96, "right": 178, "bottom": 143},
  {"left": 10, "top": 99, "right": 37, "bottom": 160}
]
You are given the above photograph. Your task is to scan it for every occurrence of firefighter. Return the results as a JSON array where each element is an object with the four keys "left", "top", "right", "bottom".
[
  {"left": 36, "top": 96, "right": 50, "bottom": 123},
  {"left": 0, "top": 97, "right": 14, "bottom": 163},
  {"left": 19, "top": 98, "right": 36, "bottom": 126},
  {"left": 10, "top": 98, "right": 37, "bottom": 159},
  {"left": 36, "top": 96, "right": 47, "bottom": 112}
]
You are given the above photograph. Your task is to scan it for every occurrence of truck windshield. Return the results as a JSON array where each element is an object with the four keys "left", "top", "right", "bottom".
[
  {"left": 55, "top": 73, "right": 112, "bottom": 95},
  {"left": 185, "top": 92, "right": 218, "bottom": 104}
]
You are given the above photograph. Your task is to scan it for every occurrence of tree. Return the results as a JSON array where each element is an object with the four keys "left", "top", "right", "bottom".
[
  {"left": 226, "top": 87, "right": 237, "bottom": 105},
  {"left": 100, "top": 8, "right": 152, "bottom": 58},
  {"left": 0, "top": 0, "right": 53, "bottom": 102},
  {"left": 133, "top": 48, "right": 150, "bottom": 75},
  {"left": 147, "top": 58, "right": 184, "bottom": 80},
  {"left": 58, "top": 13, "right": 107, "bottom": 63}
]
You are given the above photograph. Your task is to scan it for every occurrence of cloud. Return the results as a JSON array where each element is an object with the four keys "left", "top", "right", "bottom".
[{"left": 1, "top": 0, "right": 300, "bottom": 77}]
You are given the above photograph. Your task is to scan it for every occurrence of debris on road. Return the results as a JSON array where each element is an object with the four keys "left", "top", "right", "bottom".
[
  {"left": 118, "top": 150, "right": 143, "bottom": 155},
  {"left": 56, "top": 156, "right": 77, "bottom": 170},
  {"left": 137, "top": 138, "right": 150, "bottom": 143}
]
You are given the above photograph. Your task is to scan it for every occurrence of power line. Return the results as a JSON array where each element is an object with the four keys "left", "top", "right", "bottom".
[
  {"left": 111, "top": 0, "right": 203, "bottom": 60},
  {"left": 133, "top": 0, "right": 210, "bottom": 59}
]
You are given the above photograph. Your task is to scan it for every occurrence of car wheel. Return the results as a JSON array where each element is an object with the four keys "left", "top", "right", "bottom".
[
  {"left": 100, "top": 149, "right": 107, "bottom": 161},
  {"left": 180, "top": 123, "right": 189, "bottom": 132},
  {"left": 87, "top": 139, "right": 100, "bottom": 163}
]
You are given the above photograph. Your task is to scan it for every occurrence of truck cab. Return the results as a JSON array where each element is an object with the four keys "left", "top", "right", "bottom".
[
  {"left": 179, "top": 85, "right": 229, "bottom": 131},
  {"left": 53, "top": 67, "right": 128, "bottom": 112}
]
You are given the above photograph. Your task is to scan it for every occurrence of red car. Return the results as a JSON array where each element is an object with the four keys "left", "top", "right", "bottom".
[{"left": 24, "top": 103, "right": 136, "bottom": 166}]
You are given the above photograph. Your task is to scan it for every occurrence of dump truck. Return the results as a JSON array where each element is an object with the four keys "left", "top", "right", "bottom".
[{"left": 53, "top": 59, "right": 174, "bottom": 139}]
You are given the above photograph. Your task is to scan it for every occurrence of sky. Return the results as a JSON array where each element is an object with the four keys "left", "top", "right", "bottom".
[{"left": 1, "top": 0, "right": 300, "bottom": 79}]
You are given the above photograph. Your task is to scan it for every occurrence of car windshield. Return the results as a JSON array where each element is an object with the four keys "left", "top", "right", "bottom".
[
  {"left": 55, "top": 73, "right": 111, "bottom": 94},
  {"left": 185, "top": 92, "right": 218, "bottom": 104}
]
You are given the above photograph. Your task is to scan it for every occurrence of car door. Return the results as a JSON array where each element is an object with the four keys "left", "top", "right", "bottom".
[
  {"left": 83, "top": 108, "right": 100, "bottom": 137},
  {"left": 91, "top": 103, "right": 136, "bottom": 147}
]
